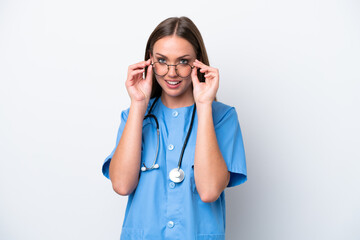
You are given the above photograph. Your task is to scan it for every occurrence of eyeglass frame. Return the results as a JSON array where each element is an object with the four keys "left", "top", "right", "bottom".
[{"left": 151, "top": 62, "right": 195, "bottom": 78}]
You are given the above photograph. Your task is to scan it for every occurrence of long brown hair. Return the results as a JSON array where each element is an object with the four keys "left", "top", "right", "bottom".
[{"left": 144, "top": 16, "right": 210, "bottom": 99}]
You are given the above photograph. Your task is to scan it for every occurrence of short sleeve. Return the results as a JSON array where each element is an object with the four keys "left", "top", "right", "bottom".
[
  {"left": 102, "top": 109, "right": 129, "bottom": 180},
  {"left": 215, "top": 107, "right": 247, "bottom": 187}
]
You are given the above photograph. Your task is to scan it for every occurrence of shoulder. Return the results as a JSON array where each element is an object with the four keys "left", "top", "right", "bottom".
[
  {"left": 211, "top": 100, "right": 233, "bottom": 114},
  {"left": 211, "top": 100, "right": 238, "bottom": 127}
]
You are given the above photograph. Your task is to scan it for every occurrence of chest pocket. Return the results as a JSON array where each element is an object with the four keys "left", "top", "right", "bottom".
[{"left": 190, "top": 164, "right": 197, "bottom": 193}]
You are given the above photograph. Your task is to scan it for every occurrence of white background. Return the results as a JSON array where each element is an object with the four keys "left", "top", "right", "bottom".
[{"left": 0, "top": 0, "right": 359, "bottom": 239}]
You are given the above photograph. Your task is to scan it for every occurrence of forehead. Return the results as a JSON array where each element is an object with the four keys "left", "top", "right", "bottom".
[{"left": 153, "top": 36, "right": 196, "bottom": 57}]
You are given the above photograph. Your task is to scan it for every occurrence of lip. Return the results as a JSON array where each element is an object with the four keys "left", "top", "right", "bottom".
[{"left": 164, "top": 79, "right": 182, "bottom": 89}]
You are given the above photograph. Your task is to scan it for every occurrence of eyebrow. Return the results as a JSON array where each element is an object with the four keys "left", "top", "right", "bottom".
[{"left": 155, "top": 53, "right": 191, "bottom": 59}]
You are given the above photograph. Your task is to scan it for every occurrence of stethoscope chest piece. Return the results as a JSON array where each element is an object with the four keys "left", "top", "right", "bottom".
[{"left": 169, "top": 168, "right": 185, "bottom": 183}]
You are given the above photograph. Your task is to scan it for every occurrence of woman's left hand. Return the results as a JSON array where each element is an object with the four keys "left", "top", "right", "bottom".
[{"left": 191, "top": 59, "right": 219, "bottom": 105}]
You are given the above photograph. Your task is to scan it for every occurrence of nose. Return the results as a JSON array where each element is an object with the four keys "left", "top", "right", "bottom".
[{"left": 167, "top": 65, "right": 177, "bottom": 78}]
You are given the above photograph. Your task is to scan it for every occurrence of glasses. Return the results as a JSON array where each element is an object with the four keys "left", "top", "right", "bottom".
[{"left": 151, "top": 62, "right": 194, "bottom": 78}]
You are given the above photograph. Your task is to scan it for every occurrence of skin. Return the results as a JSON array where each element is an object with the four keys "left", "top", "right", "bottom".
[
  {"left": 109, "top": 35, "right": 230, "bottom": 203},
  {"left": 150, "top": 36, "right": 195, "bottom": 109}
]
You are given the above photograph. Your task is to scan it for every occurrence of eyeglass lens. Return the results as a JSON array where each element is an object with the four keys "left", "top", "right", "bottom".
[{"left": 153, "top": 63, "right": 192, "bottom": 78}]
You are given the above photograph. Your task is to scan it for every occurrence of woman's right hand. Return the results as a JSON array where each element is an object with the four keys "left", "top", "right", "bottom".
[{"left": 125, "top": 59, "right": 153, "bottom": 105}]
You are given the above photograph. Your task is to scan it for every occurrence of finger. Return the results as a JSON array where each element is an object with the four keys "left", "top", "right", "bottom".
[
  {"left": 129, "top": 68, "right": 145, "bottom": 78},
  {"left": 194, "top": 59, "right": 218, "bottom": 74},
  {"left": 129, "top": 59, "right": 151, "bottom": 71},
  {"left": 193, "top": 59, "right": 210, "bottom": 68},
  {"left": 204, "top": 73, "right": 215, "bottom": 79},
  {"left": 145, "top": 64, "right": 153, "bottom": 83},
  {"left": 193, "top": 61, "right": 213, "bottom": 73},
  {"left": 195, "top": 59, "right": 204, "bottom": 64},
  {"left": 204, "top": 71, "right": 218, "bottom": 78},
  {"left": 191, "top": 66, "right": 200, "bottom": 86},
  {"left": 199, "top": 68, "right": 209, "bottom": 73}
]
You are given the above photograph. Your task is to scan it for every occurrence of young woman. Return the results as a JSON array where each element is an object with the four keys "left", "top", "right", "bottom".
[{"left": 102, "top": 16, "right": 247, "bottom": 240}]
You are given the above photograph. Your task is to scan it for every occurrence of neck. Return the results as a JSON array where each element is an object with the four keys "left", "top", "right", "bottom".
[{"left": 161, "top": 91, "right": 194, "bottom": 109}]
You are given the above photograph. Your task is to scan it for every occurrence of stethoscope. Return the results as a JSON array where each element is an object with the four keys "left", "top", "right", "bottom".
[{"left": 141, "top": 96, "right": 196, "bottom": 183}]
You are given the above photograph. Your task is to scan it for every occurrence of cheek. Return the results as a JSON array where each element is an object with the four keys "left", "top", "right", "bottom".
[
  {"left": 155, "top": 75, "right": 163, "bottom": 84},
  {"left": 184, "top": 76, "right": 193, "bottom": 85}
]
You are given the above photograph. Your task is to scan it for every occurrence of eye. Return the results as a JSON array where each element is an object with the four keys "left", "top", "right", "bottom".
[
  {"left": 157, "top": 58, "right": 166, "bottom": 63},
  {"left": 179, "top": 59, "right": 189, "bottom": 64}
]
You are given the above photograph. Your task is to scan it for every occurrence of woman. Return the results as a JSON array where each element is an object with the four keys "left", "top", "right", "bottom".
[{"left": 102, "top": 16, "right": 247, "bottom": 240}]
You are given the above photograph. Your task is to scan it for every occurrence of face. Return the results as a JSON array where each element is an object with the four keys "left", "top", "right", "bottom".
[{"left": 150, "top": 35, "right": 196, "bottom": 103}]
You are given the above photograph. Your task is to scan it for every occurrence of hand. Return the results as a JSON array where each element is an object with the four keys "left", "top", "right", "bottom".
[
  {"left": 125, "top": 59, "right": 153, "bottom": 104},
  {"left": 191, "top": 59, "right": 219, "bottom": 105}
]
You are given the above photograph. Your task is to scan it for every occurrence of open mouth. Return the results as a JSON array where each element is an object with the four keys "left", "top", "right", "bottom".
[{"left": 165, "top": 80, "right": 182, "bottom": 86}]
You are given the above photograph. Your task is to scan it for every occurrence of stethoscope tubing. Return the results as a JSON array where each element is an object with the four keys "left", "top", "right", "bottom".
[
  {"left": 177, "top": 103, "right": 196, "bottom": 170},
  {"left": 142, "top": 96, "right": 196, "bottom": 176}
]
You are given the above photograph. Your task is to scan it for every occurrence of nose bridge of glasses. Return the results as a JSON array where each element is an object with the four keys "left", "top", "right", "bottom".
[{"left": 167, "top": 64, "right": 178, "bottom": 76}]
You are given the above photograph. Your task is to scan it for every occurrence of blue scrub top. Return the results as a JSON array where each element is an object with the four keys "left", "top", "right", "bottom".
[{"left": 102, "top": 98, "right": 247, "bottom": 240}]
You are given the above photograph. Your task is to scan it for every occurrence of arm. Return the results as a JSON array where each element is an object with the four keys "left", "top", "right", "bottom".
[
  {"left": 191, "top": 59, "right": 230, "bottom": 203},
  {"left": 109, "top": 59, "right": 153, "bottom": 196},
  {"left": 109, "top": 102, "right": 147, "bottom": 195},
  {"left": 194, "top": 103, "right": 230, "bottom": 203}
]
